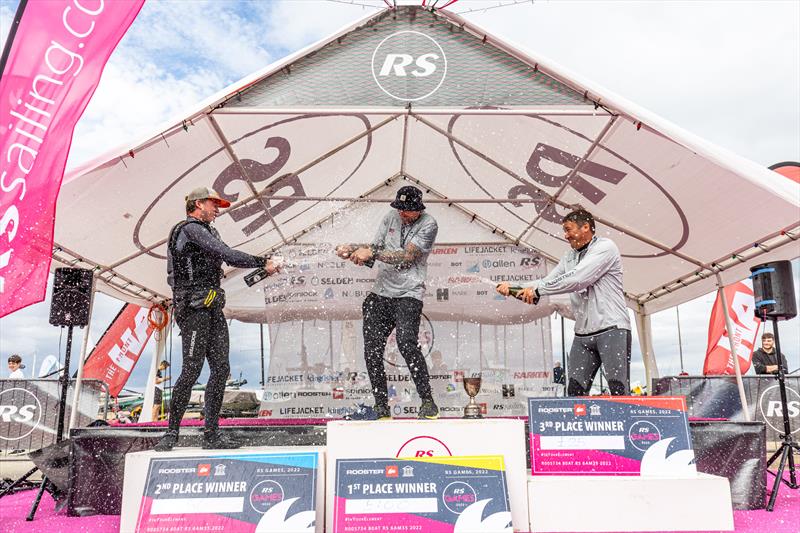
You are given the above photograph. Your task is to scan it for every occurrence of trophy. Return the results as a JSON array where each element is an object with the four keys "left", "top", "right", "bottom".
[{"left": 462, "top": 371, "right": 483, "bottom": 419}]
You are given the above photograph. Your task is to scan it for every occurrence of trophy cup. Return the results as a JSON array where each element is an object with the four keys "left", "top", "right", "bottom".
[{"left": 462, "top": 372, "right": 483, "bottom": 419}]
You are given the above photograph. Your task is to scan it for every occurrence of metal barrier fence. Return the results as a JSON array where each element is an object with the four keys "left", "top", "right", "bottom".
[
  {"left": 653, "top": 375, "right": 800, "bottom": 449},
  {"left": 0, "top": 379, "right": 109, "bottom": 454}
]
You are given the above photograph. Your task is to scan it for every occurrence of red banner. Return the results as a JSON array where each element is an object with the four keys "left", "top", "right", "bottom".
[
  {"left": 0, "top": 0, "right": 144, "bottom": 317},
  {"left": 82, "top": 304, "right": 154, "bottom": 396},
  {"left": 703, "top": 280, "right": 761, "bottom": 375}
]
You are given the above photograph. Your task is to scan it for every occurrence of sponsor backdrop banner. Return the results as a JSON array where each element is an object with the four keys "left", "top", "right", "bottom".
[
  {"left": 653, "top": 375, "right": 800, "bottom": 449},
  {"left": 0, "top": 0, "right": 144, "bottom": 317},
  {"left": 0, "top": 378, "right": 106, "bottom": 453},
  {"left": 137, "top": 452, "right": 319, "bottom": 532},
  {"left": 82, "top": 304, "right": 156, "bottom": 397},
  {"left": 334, "top": 456, "right": 511, "bottom": 533},
  {"left": 528, "top": 396, "right": 695, "bottom": 476},
  {"left": 257, "top": 244, "right": 558, "bottom": 419}
]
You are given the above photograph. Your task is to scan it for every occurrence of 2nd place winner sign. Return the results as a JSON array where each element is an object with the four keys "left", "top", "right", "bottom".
[{"left": 136, "top": 452, "right": 318, "bottom": 532}]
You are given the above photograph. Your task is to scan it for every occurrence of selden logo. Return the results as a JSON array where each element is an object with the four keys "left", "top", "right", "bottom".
[{"left": 371, "top": 31, "right": 447, "bottom": 101}]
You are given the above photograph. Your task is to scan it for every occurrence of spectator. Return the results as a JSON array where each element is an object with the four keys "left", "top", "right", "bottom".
[
  {"left": 553, "top": 361, "right": 565, "bottom": 385},
  {"left": 152, "top": 360, "right": 170, "bottom": 420},
  {"left": 7, "top": 354, "right": 25, "bottom": 379},
  {"left": 752, "top": 332, "right": 789, "bottom": 375}
]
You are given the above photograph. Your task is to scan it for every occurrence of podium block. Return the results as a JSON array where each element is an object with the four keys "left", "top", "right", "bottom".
[
  {"left": 527, "top": 473, "right": 734, "bottom": 532},
  {"left": 120, "top": 446, "right": 325, "bottom": 533},
  {"left": 326, "top": 419, "right": 527, "bottom": 532}
]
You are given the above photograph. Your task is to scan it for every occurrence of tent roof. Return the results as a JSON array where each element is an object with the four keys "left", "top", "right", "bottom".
[{"left": 55, "top": 6, "right": 799, "bottom": 318}]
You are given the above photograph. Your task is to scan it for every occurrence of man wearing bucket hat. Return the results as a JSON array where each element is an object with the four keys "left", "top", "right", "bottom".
[
  {"left": 155, "top": 187, "right": 280, "bottom": 451},
  {"left": 335, "top": 185, "right": 440, "bottom": 420}
]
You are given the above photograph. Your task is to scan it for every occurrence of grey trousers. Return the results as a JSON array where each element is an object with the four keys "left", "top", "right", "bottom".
[{"left": 567, "top": 327, "right": 631, "bottom": 396}]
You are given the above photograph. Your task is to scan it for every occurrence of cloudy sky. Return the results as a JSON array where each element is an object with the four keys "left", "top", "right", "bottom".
[{"left": 1, "top": 0, "right": 798, "bottom": 392}]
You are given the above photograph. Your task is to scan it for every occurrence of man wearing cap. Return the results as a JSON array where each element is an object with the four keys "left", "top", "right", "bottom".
[
  {"left": 752, "top": 332, "right": 789, "bottom": 375},
  {"left": 155, "top": 187, "right": 280, "bottom": 451},
  {"left": 335, "top": 185, "right": 440, "bottom": 420}
]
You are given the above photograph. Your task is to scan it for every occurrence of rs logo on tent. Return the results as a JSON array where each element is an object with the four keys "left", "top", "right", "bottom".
[{"left": 371, "top": 31, "right": 447, "bottom": 101}]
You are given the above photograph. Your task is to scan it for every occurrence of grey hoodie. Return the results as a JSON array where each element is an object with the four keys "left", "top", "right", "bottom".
[{"left": 523, "top": 236, "right": 630, "bottom": 335}]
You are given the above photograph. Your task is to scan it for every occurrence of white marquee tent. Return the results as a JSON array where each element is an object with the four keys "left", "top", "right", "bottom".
[{"left": 55, "top": 6, "right": 799, "bottom": 406}]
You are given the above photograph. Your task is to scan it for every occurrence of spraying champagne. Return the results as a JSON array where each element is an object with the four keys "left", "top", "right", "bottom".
[{"left": 244, "top": 256, "right": 288, "bottom": 287}]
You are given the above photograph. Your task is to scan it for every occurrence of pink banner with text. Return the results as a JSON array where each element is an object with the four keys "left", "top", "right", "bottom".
[{"left": 0, "top": 0, "right": 144, "bottom": 317}]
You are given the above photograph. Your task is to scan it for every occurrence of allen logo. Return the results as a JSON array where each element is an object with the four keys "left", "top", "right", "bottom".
[
  {"left": 197, "top": 464, "right": 211, "bottom": 476},
  {"left": 385, "top": 465, "right": 399, "bottom": 478},
  {"left": 371, "top": 31, "right": 447, "bottom": 101},
  {"left": 574, "top": 404, "right": 587, "bottom": 417}
]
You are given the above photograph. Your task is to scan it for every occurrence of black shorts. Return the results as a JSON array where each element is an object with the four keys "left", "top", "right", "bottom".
[{"left": 154, "top": 388, "right": 163, "bottom": 406}]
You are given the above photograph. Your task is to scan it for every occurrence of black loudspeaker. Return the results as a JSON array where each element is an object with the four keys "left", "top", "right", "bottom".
[
  {"left": 49, "top": 268, "right": 93, "bottom": 327},
  {"left": 750, "top": 260, "right": 797, "bottom": 320}
]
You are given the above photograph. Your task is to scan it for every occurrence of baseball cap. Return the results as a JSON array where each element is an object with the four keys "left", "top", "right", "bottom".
[
  {"left": 390, "top": 185, "right": 425, "bottom": 211},
  {"left": 185, "top": 187, "right": 231, "bottom": 208}
]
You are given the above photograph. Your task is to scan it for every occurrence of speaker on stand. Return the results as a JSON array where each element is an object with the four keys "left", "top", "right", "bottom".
[
  {"left": 750, "top": 260, "right": 798, "bottom": 511},
  {"left": 29, "top": 268, "right": 93, "bottom": 520}
]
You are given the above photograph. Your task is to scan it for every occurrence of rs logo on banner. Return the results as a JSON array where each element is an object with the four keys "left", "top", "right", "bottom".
[{"left": 703, "top": 279, "right": 761, "bottom": 375}]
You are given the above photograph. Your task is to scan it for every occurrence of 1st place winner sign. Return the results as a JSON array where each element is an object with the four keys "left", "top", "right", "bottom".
[
  {"left": 528, "top": 396, "right": 695, "bottom": 476},
  {"left": 334, "top": 456, "right": 512, "bottom": 532},
  {"left": 136, "top": 452, "right": 318, "bottom": 532}
]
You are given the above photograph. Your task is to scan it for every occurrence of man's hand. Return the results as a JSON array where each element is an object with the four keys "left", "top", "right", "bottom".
[
  {"left": 520, "top": 287, "right": 538, "bottom": 305},
  {"left": 350, "top": 247, "right": 374, "bottom": 266},
  {"left": 766, "top": 364, "right": 779, "bottom": 374},
  {"left": 265, "top": 258, "right": 281, "bottom": 276},
  {"left": 335, "top": 244, "right": 355, "bottom": 259},
  {"left": 496, "top": 283, "right": 511, "bottom": 296}
]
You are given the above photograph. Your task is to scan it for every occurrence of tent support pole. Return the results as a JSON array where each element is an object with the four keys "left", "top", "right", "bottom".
[
  {"left": 517, "top": 115, "right": 618, "bottom": 242},
  {"left": 412, "top": 114, "right": 708, "bottom": 269},
  {"left": 634, "top": 308, "right": 658, "bottom": 394},
  {"left": 208, "top": 115, "right": 289, "bottom": 245},
  {"left": 715, "top": 272, "right": 752, "bottom": 421},
  {"left": 68, "top": 274, "right": 97, "bottom": 430}
]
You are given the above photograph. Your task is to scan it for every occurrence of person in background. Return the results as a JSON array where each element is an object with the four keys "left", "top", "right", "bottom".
[
  {"left": 152, "top": 360, "right": 170, "bottom": 420},
  {"left": 7, "top": 354, "right": 25, "bottom": 379},
  {"left": 553, "top": 361, "right": 565, "bottom": 385},
  {"left": 752, "top": 332, "right": 789, "bottom": 375}
]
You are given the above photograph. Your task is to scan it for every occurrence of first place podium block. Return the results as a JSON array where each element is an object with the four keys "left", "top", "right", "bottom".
[
  {"left": 326, "top": 419, "right": 528, "bottom": 532},
  {"left": 527, "top": 473, "right": 734, "bottom": 532},
  {"left": 120, "top": 446, "right": 325, "bottom": 533}
]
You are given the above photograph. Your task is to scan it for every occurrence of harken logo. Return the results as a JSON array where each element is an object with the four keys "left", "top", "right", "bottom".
[
  {"left": 0, "top": 388, "right": 43, "bottom": 441},
  {"left": 371, "top": 31, "right": 447, "bottom": 101}
]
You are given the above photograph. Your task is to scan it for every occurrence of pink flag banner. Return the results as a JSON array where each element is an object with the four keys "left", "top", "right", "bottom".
[
  {"left": 703, "top": 279, "right": 761, "bottom": 375},
  {"left": 0, "top": 0, "right": 144, "bottom": 318}
]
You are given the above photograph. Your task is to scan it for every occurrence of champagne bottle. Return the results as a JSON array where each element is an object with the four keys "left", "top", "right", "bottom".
[
  {"left": 499, "top": 285, "right": 540, "bottom": 304},
  {"left": 507, "top": 286, "right": 525, "bottom": 299},
  {"left": 244, "top": 256, "right": 287, "bottom": 287}
]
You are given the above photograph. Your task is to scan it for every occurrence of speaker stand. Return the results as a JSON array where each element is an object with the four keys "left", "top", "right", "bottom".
[
  {"left": 25, "top": 326, "right": 74, "bottom": 521},
  {"left": 765, "top": 317, "right": 799, "bottom": 512}
]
